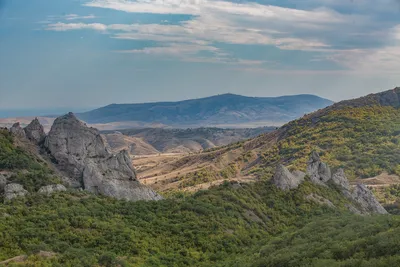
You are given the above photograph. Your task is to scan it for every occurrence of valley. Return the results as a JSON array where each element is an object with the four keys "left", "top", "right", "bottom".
[
  {"left": 3, "top": 0, "right": 400, "bottom": 265},
  {"left": 103, "top": 126, "right": 274, "bottom": 155},
  {"left": 2, "top": 88, "right": 400, "bottom": 266}
]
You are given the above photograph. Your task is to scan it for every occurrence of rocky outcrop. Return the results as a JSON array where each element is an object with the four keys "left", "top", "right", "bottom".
[
  {"left": 44, "top": 112, "right": 162, "bottom": 201},
  {"left": 0, "top": 172, "right": 11, "bottom": 192},
  {"left": 331, "top": 169, "right": 350, "bottom": 190},
  {"left": 4, "top": 183, "right": 28, "bottom": 201},
  {"left": 351, "top": 184, "right": 388, "bottom": 215},
  {"left": 307, "top": 151, "right": 331, "bottom": 185},
  {"left": 9, "top": 123, "right": 26, "bottom": 139},
  {"left": 272, "top": 151, "right": 387, "bottom": 215},
  {"left": 292, "top": 170, "right": 306, "bottom": 181},
  {"left": 24, "top": 118, "right": 46, "bottom": 144},
  {"left": 272, "top": 164, "right": 304, "bottom": 191},
  {"left": 38, "top": 184, "right": 67, "bottom": 195}
]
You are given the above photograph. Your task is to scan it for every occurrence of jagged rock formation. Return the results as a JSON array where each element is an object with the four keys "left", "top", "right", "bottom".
[
  {"left": 272, "top": 164, "right": 304, "bottom": 190},
  {"left": 38, "top": 184, "right": 67, "bottom": 195},
  {"left": 24, "top": 118, "right": 46, "bottom": 144},
  {"left": 331, "top": 169, "right": 350, "bottom": 190},
  {"left": 272, "top": 151, "right": 387, "bottom": 215},
  {"left": 307, "top": 151, "right": 331, "bottom": 185},
  {"left": 351, "top": 184, "right": 388, "bottom": 215},
  {"left": 9, "top": 123, "right": 26, "bottom": 139},
  {"left": 292, "top": 170, "right": 306, "bottom": 181},
  {"left": 44, "top": 113, "right": 162, "bottom": 201},
  {"left": 4, "top": 183, "right": 28, "bottom": 201}
]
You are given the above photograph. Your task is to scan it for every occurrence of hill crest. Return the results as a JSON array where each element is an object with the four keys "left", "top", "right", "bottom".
[{"left": 78, "top": 93, "right": 333, "bottom": 127}]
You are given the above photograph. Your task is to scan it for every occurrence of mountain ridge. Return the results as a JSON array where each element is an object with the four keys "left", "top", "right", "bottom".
[{"left": 78, "top": 93, "right": 333, "bottom": 127}]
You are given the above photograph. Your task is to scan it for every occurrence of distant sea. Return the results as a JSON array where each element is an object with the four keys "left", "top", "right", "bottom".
[{"left": 0, "top": 108, "right": 93, "bottom": 118}]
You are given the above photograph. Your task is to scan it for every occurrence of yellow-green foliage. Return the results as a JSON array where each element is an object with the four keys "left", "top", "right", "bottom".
[{"left": 257, "top": 106, "right": 400, "bottom": 179}]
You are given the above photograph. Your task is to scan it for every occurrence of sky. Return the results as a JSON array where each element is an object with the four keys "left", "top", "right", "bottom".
[{"left": 0, "top": 0, "right": 400, "bottom": 109}]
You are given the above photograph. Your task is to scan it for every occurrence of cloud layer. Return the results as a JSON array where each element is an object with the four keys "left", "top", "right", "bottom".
[{"left": 43, "top": 0, "right": 400, "bottom": 72}]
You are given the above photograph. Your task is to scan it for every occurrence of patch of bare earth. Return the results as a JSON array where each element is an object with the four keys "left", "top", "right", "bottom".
[
  {"left": 133, "top": 149, "right": 258, "bottom": 192},
  {"left": 354, "top": 172, "right": 400, "bottom": 188}
]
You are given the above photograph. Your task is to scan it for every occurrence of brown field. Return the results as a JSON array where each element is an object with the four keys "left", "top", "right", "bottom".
[{"left": 133, "top": 152, "right": 257, "bottom": 192}]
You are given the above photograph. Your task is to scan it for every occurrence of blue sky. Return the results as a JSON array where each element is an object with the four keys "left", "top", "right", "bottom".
[{"left": 0, "top": 0, "right": 400, "bottom": 109}]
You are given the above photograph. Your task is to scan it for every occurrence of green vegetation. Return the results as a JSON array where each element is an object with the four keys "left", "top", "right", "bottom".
[
  {"left": 253, "top": 215, "right": 400, "bottom": 267},
  {"left": 0, "top": 181, "right": 356, "bottom": 266},
  {"left": 256, "top": 106, "right": 400, "bottom": 180},
  {"left": 1, "top": 117, "right": 400, "bottom": 267},
  {"left": 177, "top": 163, "right": 238, "bottom": 188},
  {"left": 0, "top": 130, "right": 60, "bottom": 193},
  {"left": 0, "top": 181, "right": 399, "bottom": 267},
  {"left": 0, "top": 129, "right": 42, "bottom": 171}
]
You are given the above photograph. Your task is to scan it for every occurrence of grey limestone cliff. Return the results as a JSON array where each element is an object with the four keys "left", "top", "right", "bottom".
[
  {"left": 272, "top": 164, "right": 304, "bottom": 191},
  {"left": 44, "top": 112, "right": 162, "bottom": 201}
]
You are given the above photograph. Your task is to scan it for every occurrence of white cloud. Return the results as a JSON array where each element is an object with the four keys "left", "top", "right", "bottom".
[
  {"left": 328, "top": 46, "right": 400, "bottom": 73},
  {"left": 41, "top": 14, "right": 97, "bottom": 25},
  {"left": 84, "top": 0, "right": 347, "bottom": 24},
  {"left": 117, "top": 43, "right": 219, "bottom": 55},
  {"left": 78, "top": 0, "right": 354, "bottom": 52},
  {"left": 43, "top": 0, "right": 400, "bottom": 71},
  {"left": 47, "top": 22, "right": 107, "bottom": 31},
  {"left": 393, "top": 25, "right": 400, "bottom": 40},
  {"left": 64, "top": 14, "right": 97, "bottom": 20}
]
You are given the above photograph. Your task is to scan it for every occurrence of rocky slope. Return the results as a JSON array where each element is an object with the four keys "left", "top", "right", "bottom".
[
  {"left": 272, "top": 152, "right": 387, "bottom": 215},
  {"left": 78, "top": 93, "right": 333, "bottom": 127},
  {"left": 1, "top": 113, "right": 162, "bottom": 202}
]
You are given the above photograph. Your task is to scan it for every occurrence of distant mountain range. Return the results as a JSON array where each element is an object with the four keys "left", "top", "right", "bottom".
[{"left": 78, "top": 93, "right": 333, "bottom": 127}]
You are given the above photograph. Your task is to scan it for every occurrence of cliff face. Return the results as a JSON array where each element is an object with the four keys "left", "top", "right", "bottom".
[{"left": 42, "top": 112, "right": 162, "bottom": 201}]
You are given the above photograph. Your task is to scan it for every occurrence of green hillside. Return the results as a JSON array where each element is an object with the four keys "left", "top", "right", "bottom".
[
  {"left": 255, "top": 105, "right": 400, "bottom": 180},
  {"left": 0, "top": 131, "right": 397, "bottom": 266},
  {"left": 0, "top": 129, "right": 60, "bottom": 192},
  {"left": 0, "top": 180, "right": 397, "bottom": 267}
]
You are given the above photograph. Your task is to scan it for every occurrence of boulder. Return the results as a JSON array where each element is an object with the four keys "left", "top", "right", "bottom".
[
  {"left": 272, "top": 164, "right": 304, "bottom": 191},
  {"left": 44, "top": 112, "right": 162, "bottom": 201},
  {"left": 9, "top": 123, "right": 26, "bottom": 139},
  {"left": 4, "top": 183, "right": 28, "bottom": 201},
  {"left": 331, "top": 169, "right": 350, "bottom": 190},
  {"left": 24, "top": 118, "right": 46, "bottom": 144},
  {"left": 0, "top": 172, "right": 11, "bottom": 192},
  {"left": 307, "top": 151, "right": 331, "bottom": 185},
  {"left": 38, "top": 184, "right": 67, "bottom": 195},
  {"left": 292, "top": 170, "right": 306, "bottom": 181},
  {"left": 351, "top": 184, "right": 388, "bottom": 215},
  {"left": 0, "top": 175, "right": 7, "bottom": 192}
]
